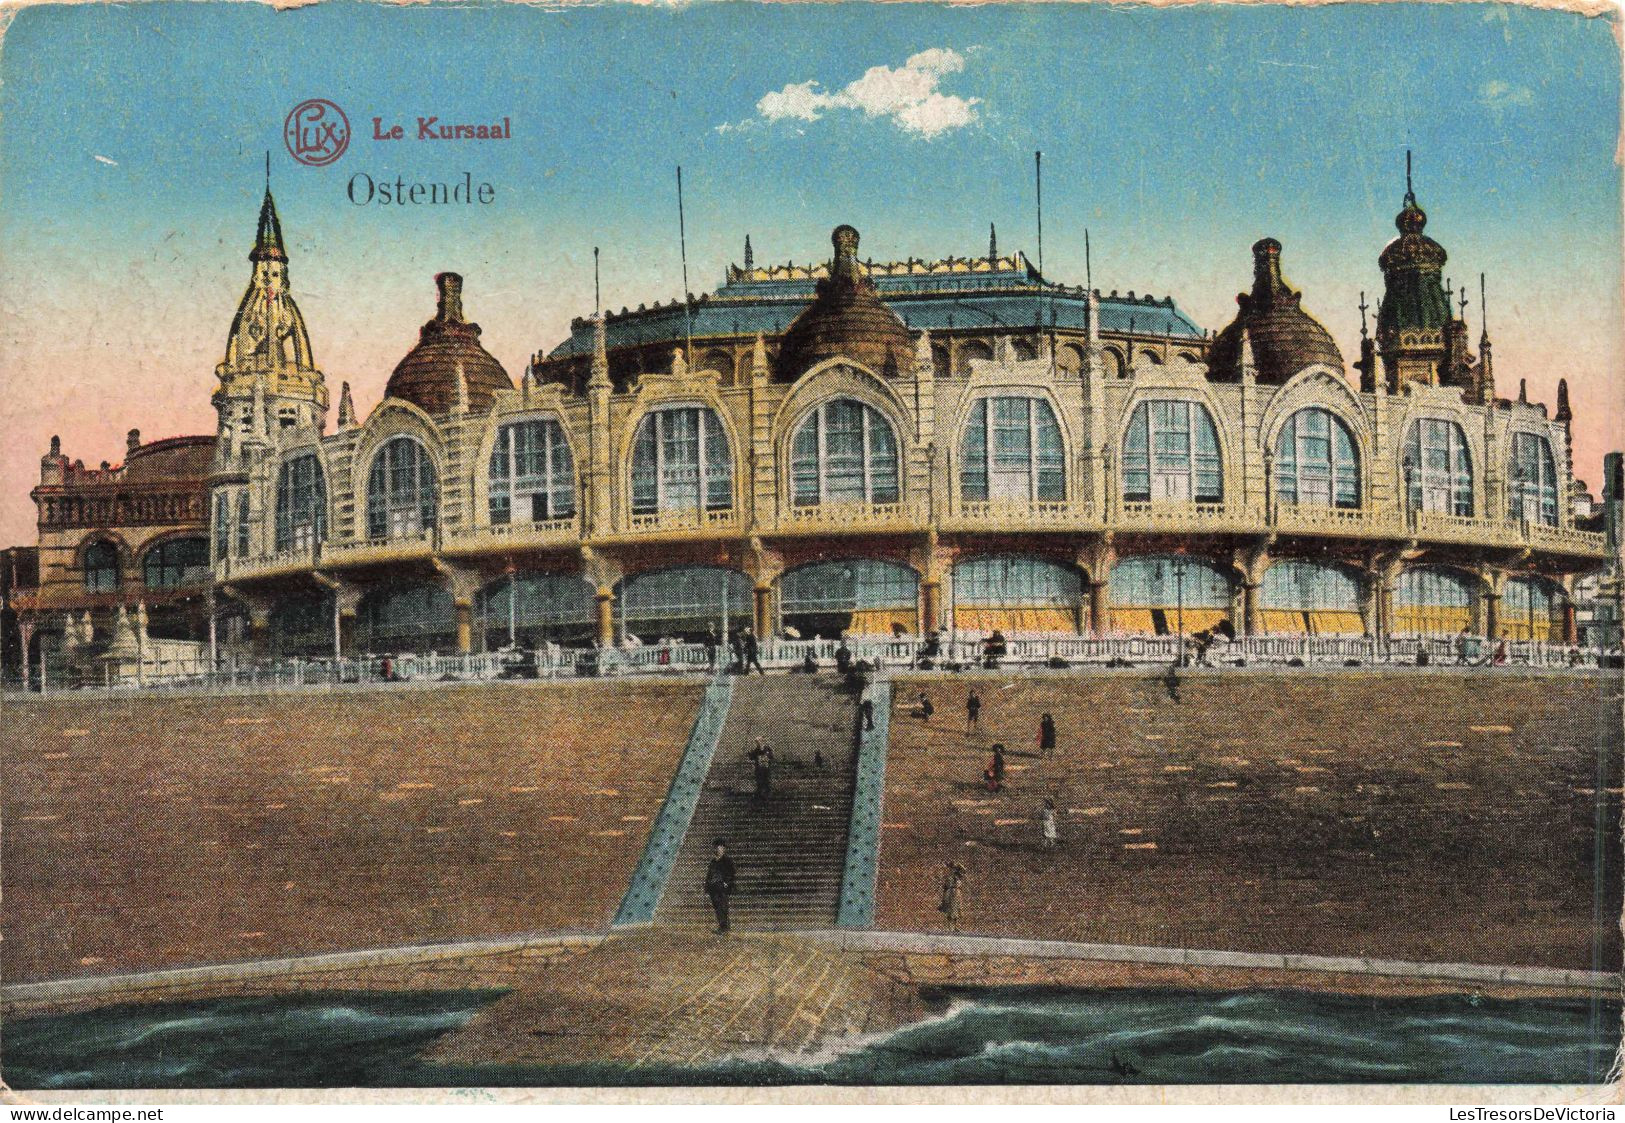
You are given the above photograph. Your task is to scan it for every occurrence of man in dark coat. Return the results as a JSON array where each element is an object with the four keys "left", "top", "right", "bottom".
[
  {"left": 1038, "top": 712, "right": 1057, "bottom": 754},
  {"left": 705, "top": 839, "right": 736, "bottom": 934},
  {"left": 742, "top": 627, "right": 765, "bottom": 676},
  {"left": 748, "top": 737, "right": 774, "bottom": 801},
  {"left": 705, "top": 624, "right": 720, "bottom": 672}
]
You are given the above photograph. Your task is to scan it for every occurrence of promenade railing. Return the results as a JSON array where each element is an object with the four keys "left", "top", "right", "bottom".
[{"left": 12, "top": 630, "right": 1605, "bottom": 697}]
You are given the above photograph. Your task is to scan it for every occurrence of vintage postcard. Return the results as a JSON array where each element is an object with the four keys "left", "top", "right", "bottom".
[{"left": 0, "top": 0, "right": 1619, "bottom": 1107}]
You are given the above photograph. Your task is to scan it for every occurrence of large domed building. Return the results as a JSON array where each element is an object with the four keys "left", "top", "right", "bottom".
[{"left": 11, "top": 171, "right": 1610, "bottom": 677}]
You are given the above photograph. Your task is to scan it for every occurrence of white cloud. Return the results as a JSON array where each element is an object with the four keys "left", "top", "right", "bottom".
[
  {"left": 1479, "top": 79, "right": 1534, "bottom": 109},
  {"left": 736, "top": 48, "right": 980, "bottom": 139}
]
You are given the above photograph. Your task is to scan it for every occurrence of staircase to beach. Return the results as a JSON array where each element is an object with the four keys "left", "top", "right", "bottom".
[{"left": 654, "top": 673, "right": 861, "bottom": 931}]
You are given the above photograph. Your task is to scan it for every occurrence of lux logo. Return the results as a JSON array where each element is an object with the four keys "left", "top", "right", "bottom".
[{"left": 283, "top": 99, "right": 351, "bottom": 168}]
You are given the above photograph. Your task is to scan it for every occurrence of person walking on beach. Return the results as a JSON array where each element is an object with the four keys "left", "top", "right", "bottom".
[
  {"left": 983, "top": 742, "right": 1007, "bottom": 792},
  {"left": 1038, "top": 712, "right": 1056, "bottom": 755},
  {"left": 705, "top": 624, "right": 720, "bottom": 672},
  {"left": 915, "top": 691, "right": 935, "bottom": 721},
  {"left": 705, "top": 839, "right": 736, "bottom": 934},
  {"left": 1040, "top": 798, "right": 1059, "bottom": 849},
  {"left": 1162, "top": 657, "right": 1182, "bottom": 703},
  {"left": 858, "top": 694, "right": 875, "bottom": 732},
  {"left": 742, "top": 627, "right": 766, "bottom": 676},
  {"left": 966, "top": 689, "right": 982, "bottom": 731},
  {"left": 938, "top": 861, "right": 966, "bottom": 932},
  {"left": 748, "top": 737, "right": 774, "bottom": 801}
]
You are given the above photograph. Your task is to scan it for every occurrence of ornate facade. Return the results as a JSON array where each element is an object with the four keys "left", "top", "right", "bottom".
[{"left": 18, "top": 179, "right": 1613, "bottom": 666}]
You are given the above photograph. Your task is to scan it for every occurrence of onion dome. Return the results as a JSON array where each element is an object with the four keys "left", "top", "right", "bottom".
[
  {"left": 1376, "top": 186, "right": 1451, "bottom": 340},
  {"left": 1208, "top": 238, "right": 1344, "bottom": 383},
  {"left": 774, "top": 225, "right": 914, "bottom": 383},
  {"left": 385, "top": 273, "right": 514, "bottom": 415}
]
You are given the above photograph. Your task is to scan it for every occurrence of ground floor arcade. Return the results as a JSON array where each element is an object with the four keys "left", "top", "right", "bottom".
[{"left": 194, "top": 531, "right": 1587, "bottom": 658}]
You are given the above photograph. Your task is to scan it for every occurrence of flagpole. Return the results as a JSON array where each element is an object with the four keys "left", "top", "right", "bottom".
[{"left": 677, "top": 166, "right": 693, "bottom": 367}]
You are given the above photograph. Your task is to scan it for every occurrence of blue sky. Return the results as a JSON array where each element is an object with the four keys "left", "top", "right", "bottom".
[{"left": 0, "top": 1, "right": 1619, "bottom": 543}]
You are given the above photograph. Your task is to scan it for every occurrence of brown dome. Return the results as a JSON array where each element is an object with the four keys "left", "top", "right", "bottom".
[
  {"left": 1208, "top": 238, "right": 1344, "bottom": 384},
  {"left": 123, "top": 435, "right": 215, "bottom": 483},
  {"left": 385, "top": 273, "right": 514, "bottom": 414},
  {"left": 773, "top": 225, "right": 914, "bottom": 383}
]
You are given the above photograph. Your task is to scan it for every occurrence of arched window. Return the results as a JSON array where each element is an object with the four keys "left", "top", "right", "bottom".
[
  {"left": 1508, "top": 432, "right": 1558, "bottom": 527},
  {"left": 213, "top": 494, "right": 231, "bottom": 563},
  {"left": 953, "top": 555, "right": 1081, "bottom": 634},
  {"left": 780, "top": 560, "right": 918, "bottom": 638},
  {"left": 1503, "top": 576, "right": 1560, "bottom": 641},
  {"left": 276, "top": 454, "right": 328, "bottom": 552},
  {"left": 477, "top": 572, "right": 594, "bottom": 649},
  {"left": 143, "top": 537, "right": 209, "bottom": 589},
  {"left": 489, "top": 419, "right": 575, "bottom": 526},
  {"left": 1275, "top": 408, "right": 1360, "bottom": 509},
  {"left": 630, "top": 407, "right": 732, "bottom": 514},
  {"left": 1011, "top": 338, "right": 1039, "bottom": 362},
  {"left": 618, "top": 566, "right": 750, "bottom": 643},
  {"left": 1122, "top": 400, "right": 1223, "bottom": 503},
  {"left": 357, "top": 583, "right": 455, "bottom": 653},
  {"left": 960, "top": 396, "right": 1065, "bottom": 502},
  {"left": 367, "top": 436, "right": 438, "bottom": 539},
  {"left": 1404, "top": 419, "right": 1473, "bottom": 516},
  {"left": 1055, "top": 343, "right": 1086, "bottom": 376},
  {"left": 83, "top": 540, "right": 119, "bottom": 593},
  {"left": 270, "top": 591, "right": 334, "bottom": 658},
  {"left": 1100, "top": 348, "right": 1126, "bottom": 380},
  {"left": 235, "top": 494, "right": 250, "bottom": 558},
  {"left": 1109, "top": 554, "right": 1231, "bottom": 636},
  {"left": 1260, "top": 559, "right": 1365, "bottom": 635},
  {"left": 1394, "top": 567, "right": 1475, "bottom": 636},
  {"left": 790, "top": 399, "right": 899, "bottom": 506}
]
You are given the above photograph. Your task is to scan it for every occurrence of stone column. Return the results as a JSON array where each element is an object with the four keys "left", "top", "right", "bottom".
[
  {"left": 247, "top": 605, "right": 272, "bottom": 658},
  {"left": 1482, "top": 588, "right": 1501, "bottom": 640},
  {"left": 1358, "top": 574, "right": 1379, "bottom": 638},
  {"left": 431, "top": 558, "right": 483, "bottom": 656},
  {"left": 753, "top": 583, "right": 772, "bottom": 638},
  {"left": 1088, "top": 581, "right": 1110, "bottom": 636},
  {"left": 919, "top": 579, "right": 941, "bottom": 636},
  {"left": 1241, "top": 583, "right": 1261, "bottom": 637},
  {"left": 595, "top": 587, "right": 615, "bottom": 648},
  {"left": 454, "top": 601, "right": 474, "bottom": 655}
]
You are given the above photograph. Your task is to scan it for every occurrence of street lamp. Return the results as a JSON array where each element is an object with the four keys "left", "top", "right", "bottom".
[
  {"left": 1173, "top": 550, "right": 1189, "bottom": 666},
  {"left": 506, "top": 562, "right": 517, "bottom": 648}
]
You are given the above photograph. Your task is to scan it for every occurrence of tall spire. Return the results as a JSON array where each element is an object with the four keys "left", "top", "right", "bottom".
[
  {"left": 251, "top": 177, "right": 287, "bottom": 264},
  {"left": 743, "top": 234, "right": 754, "bottom": 272},
  {"left": 989, "top": 223, "right": 998, "bottom": 261},
  {"left": 337, "top": 381, "right": 355, "bottom": 428},
  {"left": 1556, "top": 378, "right": 1572, "bottom": 424}
]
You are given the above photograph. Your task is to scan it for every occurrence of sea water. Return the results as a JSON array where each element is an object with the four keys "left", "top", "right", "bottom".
[{"left": 4, "top": 987, "right": 1616, "bottom": 1089}]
